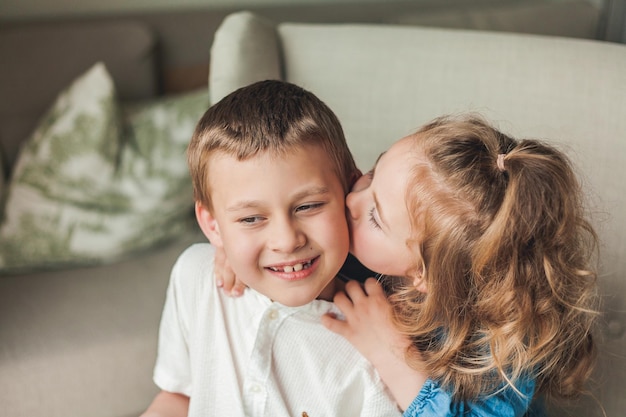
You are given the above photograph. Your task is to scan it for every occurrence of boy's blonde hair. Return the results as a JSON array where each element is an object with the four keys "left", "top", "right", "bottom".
[
  {"left": 390, "top": 114, "right": 599, "bottom": 404},
  {"left": 187, "top": 80, "right": 358, "bottom": 209}
]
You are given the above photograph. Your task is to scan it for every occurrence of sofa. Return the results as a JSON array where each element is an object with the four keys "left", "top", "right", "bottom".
[
  {"left": 209, "top": 10, "right": 626, "bottom": 417},
  {"left": 0, "top": 2, "right": 622, "bottom": 417}
]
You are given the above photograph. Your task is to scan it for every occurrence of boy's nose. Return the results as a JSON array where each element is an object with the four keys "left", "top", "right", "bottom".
[{"left": 268, "top": 218, "right": 306, "bottom": 253}]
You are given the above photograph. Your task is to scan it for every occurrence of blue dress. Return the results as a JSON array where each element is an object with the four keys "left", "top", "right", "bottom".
[{"left": 403, "top": 378, "right": 545, "bottom": 417}]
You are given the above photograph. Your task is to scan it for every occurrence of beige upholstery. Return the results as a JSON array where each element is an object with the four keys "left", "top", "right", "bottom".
[
  {"left": 0, "top": 4, "right": 614, "bottom": 417},
  {"left": 210, "top": 11, "right": 626, "bottom": 417},
  {"left": 0, "top": 230, "right": 205, "bottom": 417}
]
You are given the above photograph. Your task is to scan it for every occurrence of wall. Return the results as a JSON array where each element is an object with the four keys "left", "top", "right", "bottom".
[
  {"left": 0, "top": 0, "right": 606, "bottom": 21},
  {"left": 2, "top": 0, "right": 614, "bottom": 93},
  {"left": 2, "top": 0, "right": 410, "bottom": 20},
  {"left": 605, "top": 0, "right": 626, "bottom": 41}
]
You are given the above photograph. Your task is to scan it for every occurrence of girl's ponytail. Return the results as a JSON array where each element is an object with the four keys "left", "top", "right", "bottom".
[
  {"left": 393, "top": 114, "right": 599, "bottom": 403},
  {"left": 485, "top": 139, "right": 599, "bottom": 399}
]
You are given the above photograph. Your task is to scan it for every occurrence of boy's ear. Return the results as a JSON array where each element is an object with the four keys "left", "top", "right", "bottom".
[{"left": 195, "top": 202, "right": 223, "bottom": 247}]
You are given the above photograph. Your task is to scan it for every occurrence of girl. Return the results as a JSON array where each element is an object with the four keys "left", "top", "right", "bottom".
[{"left": 219, "top": 114, "right": 600, "bottom": 416}]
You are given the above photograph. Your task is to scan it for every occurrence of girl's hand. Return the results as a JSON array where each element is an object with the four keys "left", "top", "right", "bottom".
[
  {"left": 321, "top": 277, "right": 427, "bottom": 410},
  {"left": 214, "top": 245, "right": 247, "bottom": 296},
  {"left": 322, "top": 278, "right": 408, "bottom": 365}
]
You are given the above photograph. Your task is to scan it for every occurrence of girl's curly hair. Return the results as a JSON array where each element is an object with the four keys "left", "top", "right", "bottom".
[{"left": 388, "top": 114, "right": 599, "bottom": 405}]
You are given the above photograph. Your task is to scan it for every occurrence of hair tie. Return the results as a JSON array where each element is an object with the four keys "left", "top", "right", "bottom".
[{"left": 497, "top": 154, "right": 506, "bottom": 172}]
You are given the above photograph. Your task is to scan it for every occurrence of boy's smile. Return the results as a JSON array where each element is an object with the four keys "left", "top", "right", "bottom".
[
  {"left": 197, "top": 144, "right": 350, "bottom": 307},
  {"left": 265, "top": 255, "right": 319, "bottom": 277}
]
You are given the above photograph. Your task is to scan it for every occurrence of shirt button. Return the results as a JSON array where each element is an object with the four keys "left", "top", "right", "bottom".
[
  {"left": 251, "top": 384, "right": 262, "bottom": 393},
  {"left": 268, "top": 309, "right": 279, "bottom": 320}
]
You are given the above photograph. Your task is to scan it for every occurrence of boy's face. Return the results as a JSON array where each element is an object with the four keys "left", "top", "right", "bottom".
[{"left": 197, "top": 144, "right": 349, "bottom": 307}]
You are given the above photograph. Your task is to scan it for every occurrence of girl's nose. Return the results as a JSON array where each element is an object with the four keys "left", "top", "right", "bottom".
[
  {"left": 346, "top": 172, "right": 370, "bottom": 221},
  {"left": 345, "top": 190, "right": 360, "bottom": 221}
]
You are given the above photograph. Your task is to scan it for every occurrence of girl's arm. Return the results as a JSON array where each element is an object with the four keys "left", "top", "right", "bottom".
[
  {"left": 323, "top": 280, "right": 537, "bottom": 417},
  {"left": 321, "top": 278, "right": 427, "bottom": 410},
  {"left": 214, "top": 244, "right": 247, "bottom": 296},
  {"left": 140, "top": 390, "right": 189, "bottom": 417}
]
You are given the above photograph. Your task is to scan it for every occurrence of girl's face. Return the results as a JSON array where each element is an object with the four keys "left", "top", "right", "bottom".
[{"left": 346, "top": 136, "right": 418, "bottom": 278}]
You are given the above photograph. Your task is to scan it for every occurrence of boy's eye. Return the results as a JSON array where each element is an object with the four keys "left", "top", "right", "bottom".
[
  {"left": 368, "top": 207, "right": 382, "bottom": 229},
  {"left": 296, "top": 202, "right": 324, "bottom": 212},
  {"left": 239, "top": 216, "right": 264, "bottom": 224}
]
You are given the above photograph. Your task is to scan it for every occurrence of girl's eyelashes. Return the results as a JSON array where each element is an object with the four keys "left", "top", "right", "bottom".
[{"left": 368, "top": 207, "right": 382, "bottom": 229}]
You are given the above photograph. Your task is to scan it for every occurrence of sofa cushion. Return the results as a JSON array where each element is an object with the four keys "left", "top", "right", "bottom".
[
  {"left": 209, "top": 11, "right": 282, "bottom": 105},
  {"left": 0, "top": 228, "right": 205, "bottom": 417},
  {"left": 0, "top": 63, "right": 208, "bottom": 273}
]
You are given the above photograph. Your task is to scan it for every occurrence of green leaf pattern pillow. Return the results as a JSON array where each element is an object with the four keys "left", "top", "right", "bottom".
[{"left": 0, "top": 63, "right": 208, "bottom": 273}]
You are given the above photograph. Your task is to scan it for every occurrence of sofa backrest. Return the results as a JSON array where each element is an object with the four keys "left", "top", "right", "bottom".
[{"left": 209, "top": 11, "right": 626, "bottom": 417}]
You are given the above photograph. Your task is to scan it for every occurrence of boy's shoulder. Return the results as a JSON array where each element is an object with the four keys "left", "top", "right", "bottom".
[
  {"left": 169, "top": 242, "right": 217, "bottom": 291},
  {"left": 175, "top": 242, "right": 215, "bottom": 270},
  {"left": 179, "top": 242, "right": 215, "bottom": 261}
]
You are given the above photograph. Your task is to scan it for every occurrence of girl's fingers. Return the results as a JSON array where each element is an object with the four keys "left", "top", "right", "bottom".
[
  {"left": 220, "top": 268, "right": 236, "bottom": 292},
  {"left": 332, "top": 290, "right": 355, "bottom": 314},
  {"left": 230, "top": 282, "right": 247, "bottom": 297},
  {"left": 214, "top": 245, "right": 247, "bottom": 296},
  {"left": 363, "top": 277, "right": 385, "bottom": 297},
  {"left": 343, "top": 279, "right": 367, "bottom": 302},
  {"left": 321, "top": 313, "right": 349, "bottom": 336}
]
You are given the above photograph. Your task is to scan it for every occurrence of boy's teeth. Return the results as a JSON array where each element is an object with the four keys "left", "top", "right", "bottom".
[
  {"left": 272, "top": 261, "right": 310, "bottom": 273},
  {"left": 283, "top": 263, "right": 303, "bottom": 273}
]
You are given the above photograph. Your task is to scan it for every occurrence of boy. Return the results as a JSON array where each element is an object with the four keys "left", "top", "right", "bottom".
[{"left": 141, "top": 80, "right": 401, "bottom": 417}]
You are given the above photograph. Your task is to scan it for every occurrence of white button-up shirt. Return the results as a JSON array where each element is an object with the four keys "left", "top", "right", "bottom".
[{"left": 154, "top": 243, "right": 401, "bottom": 417}]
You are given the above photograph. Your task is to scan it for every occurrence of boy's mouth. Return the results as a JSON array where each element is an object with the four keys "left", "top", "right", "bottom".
[{"left": 266, "top": 257, "right": 318, "bottom": 273}]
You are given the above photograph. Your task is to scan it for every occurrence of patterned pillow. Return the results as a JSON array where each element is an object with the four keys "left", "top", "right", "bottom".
[{"left": 0, "top": 63, "right": 208, "bottom": 273}]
